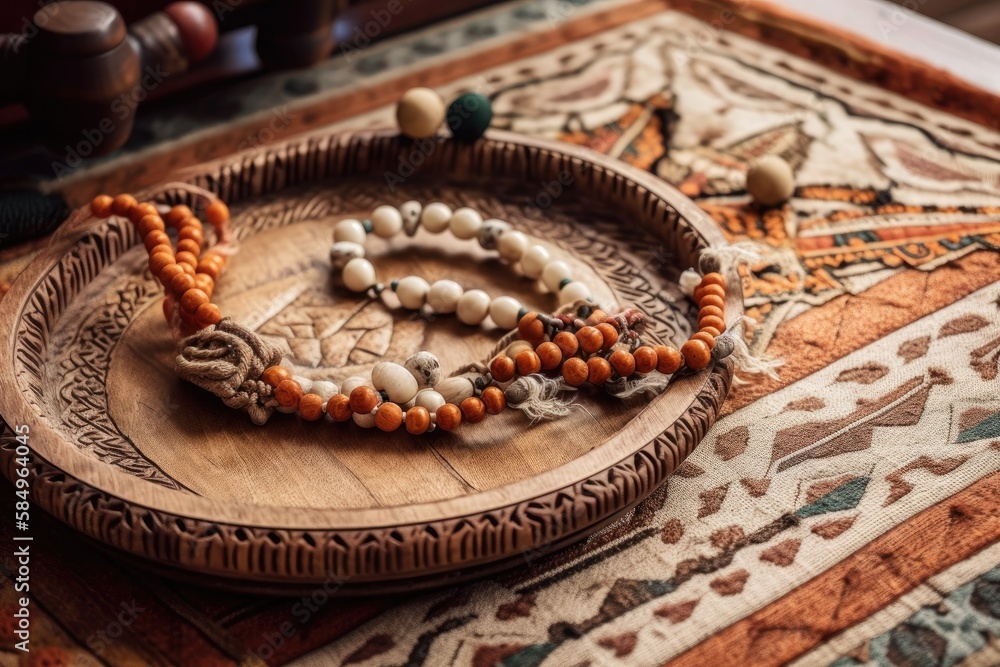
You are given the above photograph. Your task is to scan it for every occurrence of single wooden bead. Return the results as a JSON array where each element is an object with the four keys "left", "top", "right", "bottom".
[
  {"left": 149, "top": 252, "right": 175, "bottom": 276},
  {"left": 130, "top": 202, "right": 159, "bottom": 223},
  {"left": 144, "top": 229, "right": 170, "bottom": 251},
  {"left": 327, "top": 394, "right": 353, "bottom": 422},
  {"left": 691, "top": 331, "right": 716, "bottom": 350},
  {"left": 609, "top": 349, "right": 636, "bottom": 377},
  {"left": 436, "top": 403, "right": 462, "bottom": 431},
  {"left": 396, "top": 87, "right": 445, "bottom": 139},
  {"left": 194, "top": 274, "right": 214, "bottom": 299},
  {"left": 536, "top": 342, "right": 563, "bottom": 371},
  {"left": 158, "top": 263, "right": 184, "bottom": 286},
  {"left": 481, "top": 386, "right": 506, "bottom": 414},
  {"left": 177, "top": 238, "right": 201, "bottom": 256},
  {"left": 205, "top": 200, "right": 230, "bottom": 227},
  {"left": 697, "top": 284, "right": 726, "bottom": 301},
  {"left": 405, "top": 406, "right": 431, "bottom": 434},
  {"left": 700, "top": 326, "right": 722, "bottom": 338},
  {"left": 180, "top": 263, "right": 196, "bottom": 277},
  {"left": 176, "top": 251, "right": 198, "bottom": 269},
  {"left": 561, "top": 357, "right": 589, "bottom": 386},
  {"left": 169, "top": 272, "right": 196, "bottom": 295},
  {"left": 595, "top": 323, "right": 618, "bottom": 351},
  {"left": 576, "top": 326, "right": 603, "bottom": 354},
  {"left": 197, "top": 259, "right": 221, "bottom": 281},
  {"left": 180, "top": 288, "right": 208, "bottom": 313},
  {"left": 655, "top": 345, "right": 682, "bottom": 374},
  {"left": 700, "top": 272, "right": 726, "bottom": 289},
  {"left": 515, "top": 349, "right": 542, "bottom": 376},
  {"left": 585, "top": 309, "right": 609, "bottom": 326},
  {"left": 587, "top": 357, "right": 613, "bottom": 385},
  {"left": 349, "top": 386, "right": 380, "bottom": 414},
  {"left": 194, "top": 302, "right": 222, "bottom": 327},
  {"left": 112, "top": 194, "right": 137, "bottom": 216},
  {"left": 699, "top": 305, "right": 725, "bottom": 321},
  {"left": 90, "top": 194, "right": 114, "bottom": 218},
  {"left": 166, "top": 205, "right": 193, "bottom": 226},
  {"left": 178, "top": 225, "right": 203, "bottom": 245},
  {"left": 700, "top": 315, "right": 726, "bottom": 333},
  {"left": 149, "top": 243, "right": 175, "bottom": 260},
  {"left": 460, "top": 396, "right": 487, "bottom": 424},
  {"left": 298, "top": 393, "right": 325, "bottom": 421},
  {"left": 634, "top": 346, "right": 658, "bottom": 374},
  {"left": 375, "top": 402, "right": 404, "bottom": 431},
  {"left": 274, "top": 379, "right": 303, "bottom": 408},
  {"left": 700, "top": 294, "right": 725, "bottom": 311},
  {"left": 682, "top": 339, "right": 712, "bottom": 370},
  {"left": 137, "top": 214, "right": 165, "bottom": 237},
  {"left": 517, "top": 312, "right": 547, "bottom": 345},
  {"left": 262, "top": 366, "right": 291, "bottom": 388},
  {"left": 490, "top": 355, "right": 516, "bottom": 382},
  {"left": 553, "top": 330, "right": 579, "bottom": 358},
  {"left": 746, "top": 155, "right": 795, "bottom": 206}
]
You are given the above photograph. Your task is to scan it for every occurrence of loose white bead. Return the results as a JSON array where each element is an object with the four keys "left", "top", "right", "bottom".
[
  {"left": 414, "top": 389, "right": 446, "bottom": 412},
  {"left": 333, "top": 219, "right": 367, "bottom": 245},
  {"left": 434, "top": 377, "right": 475, "bottom": 404},
  {"left": 679, "top": 268, "right": 702, "bottom": 297},
  {"left": 478, "top": 218, "right": 511, "bottom": 250},
  {"left": 559, "top": 280, "right": 592, "bottom": 304},
  {"left": 449, "top": 207, "right": 483, "bottom": 240},
  {"left": 343, "top": 257, "right": 377, "bottom": 293},
  {"left": 498, "top": 230, "right": 529, "bottom": 262},
  {"left": 371, "top": 205, "right": 403, "bottom": 238},
  {"left": 404, "top": 352, "right": 442, "bottom": 388},
  {"left": 489, "top": 296, "right": 522, "bottom": 329},
  {"left": 371, "top": 361, "right": 419, "bottom": 404},
  {"left": 329, "top": 241, "right": 365, "bottom": 272},
  {"left": 311, "top": 380, "right": 339, "bottom": 410},
  {"left": 353, "top": 412, "right": 376, "bottom": 428},
  {"left": 541, "top": 260, "right": 571, "bottom": 293},
  {"left": 396, "top": 87, "right": 445, "bottom": 139},
  {"left": 521, "top": 245, "right": 550, "bottom": 279},
  {"left": 421, "top": 202, "right": 452, "bottom": 233},
  {"left": 400, "top": 200, "right": 422, "bottom": 236},
  {"left": 427, "top": 279, "right": 464, "bottom": 313},
  {"left": 396, "top": 275, "right": 430, "bottom": 309},
  {"left": 340, "top": 375, "right": 369, "bottom": 396},
  {"left": 457, "top": 289, "right": 491, "bottom": 325}
]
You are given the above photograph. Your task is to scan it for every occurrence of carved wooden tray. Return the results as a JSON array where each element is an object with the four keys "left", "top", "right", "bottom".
[{"left": 0, "top": 129, "right": 739, "bottom": 594}]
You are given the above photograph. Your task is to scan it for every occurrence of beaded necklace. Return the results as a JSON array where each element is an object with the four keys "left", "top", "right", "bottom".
[{"left": 88, "top": 189, "right": 732, "bottom": 432}]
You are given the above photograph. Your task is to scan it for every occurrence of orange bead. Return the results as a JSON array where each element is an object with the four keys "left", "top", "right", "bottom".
[
  {"left": 166, "top": 205, "right": 193, "bottom": 226},
  {"left": 700, "top": 272, "right": 726, "bottom": 289},
  {"left": 405, "top": 406, "right": 431, "bottom": 434},
  {"left": 700, "top": 284, "right": 726, "bottom": 301},
  {"left": 262, "top": 366, "right": 290, "bottom": 388},
  {"left": 162, "top": 296, "right": 174, "bottom": 321},
  {"left": 490, "top": 355, "right": 516, "bottom": 382},
  {"left": 553, "top": 330, "right": 579, "bottom": 358},
  {"left": 481, "top": 386, "right": 506, "bottom": 414},
  {"left": 655, "top": 345, "right": 682, "bottom": 374},
  {"left": 561, "top": 357, "right": 589, "bottom": 386},
  {"left": 176, "top": 251, "right": 198, "bottom": 268},
  {"left": 177, "top": 238, "right": 201, "bottom": 256},
  {"left": 595, "top": 323, "right": 618, "bottom": 351},
  {"left": 180, "top": 288, "right": 209, "bottom": 313},
  {"left": 609, "top": 349, "right": 636, "bottom": 377},
  {"left": 536, "top": 342, "right": 562, "bottom": 371},
  {"left": 205, "top": 200, "right": 230, "bottom": 227},
  {"left": 169, "top": 272, "right": 196, "bottom": 295},
  {"left": 585, "top": 309, "right": 609, "bottom": 326},
  {"left": 148, "top": 244, "right": 174, "bottom": 260},
  {"left": 111, "top": 194, "right": 137, "bottom": 216},
  {"left": 375, "top": 402, "right": 403, "bottom": 431},
  {"left": 349, "top": 386, "right": 380, "bottom": 414},
  {"left": 634, "top": 346, "right": 657, "bottom": 374},
  {"left": 700, "top": 326, "right": 722, "bottom": 338},
  {"left": 327, "top": 394, "right": 353, "bottom": 422},
  {"left": 136, "top": 214, "right": 164, "bottom": 238},
  {"left": 691, "top": 331, "right": 716, "bottom": 350},
  {"left": 436, "top": 403, "right": 462, "bottom": 431},
  {"left": 90, "top": 194, "right": 114, "bottom": 218},
  {"left": 700, "top": 294, "right": 725, "bottom": 310},
  {"left": 298, "top": 393, "right": 325, "bottom": 421},
  {"left": 178, "top": 225, "right": 203, "bottom": 245},
  {"left": 576, "top": 326, "right": 603, "bottom": 354},
  {"left": 681, "top": 339, "right": 712, "bottom": 370},
  {"left": 194, "top": 302, "right": 222, "bottom": 327},
  {"left": 699, "top": 315, "right": 726, "bottom": 333},
  {"left": 194, "top": 273, "right": 214, "bottom": 298},
  {"left": 699, "top": 305, "right": 724, "bottom": 321},
  {"left": 460, "top": 397, "right": 487, "bottom": 424},
  {"left": 144, "top": 229, "right": 170, "bottom": 251},
  {"left": 587, "top": 357, "right": 613, "bottom": 385},
  {"left": 197, "top": 259, "right": 221, "bottom": 281},
  {"left": 177, "top": 215, "right": 203, "bottom": 230},
  {"left": 130, "top": 202, "right": 159, "bottom": 223},
  {"left": 274, "top": 379, "right": 303, "bottom": 408},
  {"left": 517, "top": 312, "right": 547, "bottom": 345},
  {"left": 149, "top": 252, "right": 174, "bottom": 276},
  {"left": 515, "top": 349, "right": 542, "bottom": 376},
  {"left": 180, "top": 263, "right": 196, "bottom": 277}
]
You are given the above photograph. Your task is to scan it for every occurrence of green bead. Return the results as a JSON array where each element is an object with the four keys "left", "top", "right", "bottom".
[{"left": 446, "top": 93, "right": 493, "bottom": 142}]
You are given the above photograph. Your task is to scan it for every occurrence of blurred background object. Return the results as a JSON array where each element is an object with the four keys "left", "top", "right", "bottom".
[{"left": 885, "top": 0, "right": 1000, "bottom": 44}]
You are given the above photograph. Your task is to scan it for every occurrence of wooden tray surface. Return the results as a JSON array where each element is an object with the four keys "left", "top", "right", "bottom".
[{"left": 0, "top": 129, "right": 739, "bottom": 594}]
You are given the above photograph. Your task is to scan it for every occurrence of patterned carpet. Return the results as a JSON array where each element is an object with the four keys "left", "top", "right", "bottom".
[{"left": 1, "top": 1, "right": 999, "bottom": 665}]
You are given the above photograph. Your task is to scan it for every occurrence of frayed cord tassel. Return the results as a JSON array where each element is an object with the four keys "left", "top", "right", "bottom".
[
  {"left": 717, "top": 316, "right": 782, "bottom": 385},
  {"left": 503, "top": 374, "right": 579, "bottom": 423}
]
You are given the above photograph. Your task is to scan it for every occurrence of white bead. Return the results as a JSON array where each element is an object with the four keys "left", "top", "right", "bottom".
[
  {"left": 329, "top": 241, "right": 365, "bottom": 272},
  {"left": 559, "top": 280, "right": 591, "bottom": 304},
  {"left": 421, "top": 202, "right": 452, "bottom": 233},
  {"left": 311, "top": 380, "right": 339, "bottom": 409},
  {"left": 427, "top": 280, "right": 463, "bottom": 313},
  {"left": 343, "top": 257, "right": 376, "bottom": 293},
  {"left": 478, "top": 219, "right": 511, "bottom": 250},
  {"left": 434, "top": 377, "right": 475, "bottom": 404},
  {"left": 542, "top": 260, "right": 571, "bottom": 293},
  {"left": 521, "top": 245, "right": 550, "bottom": 279},
  {"left": 396, "top": 275, "right": 430, "bottom": 309},
  {"left": 353, "top": 412, "right": 376, "bottom": 428},
  {"left": 404, "top": 352, "right": 442, "bottom": 388},
  {"left": 396, "top": 87, "right": 445, "bottom": 139},
  {"left": 449, "top": 207, "right": 483, "bottom": 240},
  {"left": 498, "top": 230, "right": 529, "bottom": 262},
  {"left": 340, "top": 375, "right": 369, "bottom": 397},
  {"left": 489, "top": 296, "right": 522, "bottom": 329},
  {"left": 371, "top": 205, "right": 403, "bottom": 238},
  {"left": 333, "top": 219, "right": 366, "bottom": 245},
  {"left": 457, "top": 289, "right": 490, "bottom": 325},
  {"left": 400, "top": 200, "right": 422, "bottom": 236},
  {"left": 414, "top": 389, "right": 446, "bottom": 413},
  {"left": 292, "top": 375, "right": 313, "bottom": 394},
  {"left": 371, "top": 361, "right": 419, "bottom": 404},
  {"left": 679, "top": 268, "right": 702, "bottom": 297}
]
